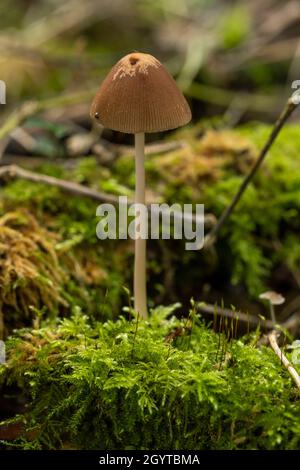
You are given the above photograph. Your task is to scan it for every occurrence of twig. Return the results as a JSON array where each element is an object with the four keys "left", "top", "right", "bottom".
[
  {"left": 198, "top": 302, "right": 300, "bottom": 332},
  {"left": 0, "top": 164, "right": 119, "bottom": 203},
  {"left": 197, "top": 303, "right": 274, "bottom": 329},
  {"left": 268, "top": 330, "right": 300, "bottom": 390},
  {"left": 0, "top": 155, "right": 83, "bottom": 168},
  {"left": 204, "top": 94, "right": 300, "bottom": 247},
  {"left": 116, "top": 140, "right": 187, "bottom": 156},
  {"left": 0, "top": 91, "right": 93, "bottom": 142},
  {"left": 281, "top": 311, "right": 300, "bottom": 332},
  {"left": 281, "top": 296, "right": 300, "bottom": 322},
  {"left": 0, "top": 164, "right": 215, "bottom": 227}
]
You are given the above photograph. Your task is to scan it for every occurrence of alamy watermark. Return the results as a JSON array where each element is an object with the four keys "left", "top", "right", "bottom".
[
  {"left": 96, "top": 196, "right": 205, "bottom": 250},
  {"left": 0, "top": 80, "right": 6, "bottom": 104}
]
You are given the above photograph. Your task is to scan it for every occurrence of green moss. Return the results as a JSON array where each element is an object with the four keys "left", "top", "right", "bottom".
[
  {"left": 1, "top": 304, "right": 299, "bottom": 450},
  {"left": 1, "top": 123, "right": 300, "bottom": 314},
  {"left": 202, "top": 125, "right": 300, "bottom": 294},
  {"left": 0, "top": 186, "right": 129, "bottom": 330}
]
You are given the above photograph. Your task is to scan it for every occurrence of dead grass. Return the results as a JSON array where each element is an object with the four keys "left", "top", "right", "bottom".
[
  {"left": 152, "top": 130, "right": 256, "bottom": 190},
  {"left": 0, "top": 210, "right": 67, "bottom": 337}
]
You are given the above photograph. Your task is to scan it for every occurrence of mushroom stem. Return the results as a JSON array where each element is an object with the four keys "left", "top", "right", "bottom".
[
  {"left": 270, "top": 304, "right": 277, "bottom": 325},
  {"left": 134, "top": 132, "right": 148, "bottom": 319}
]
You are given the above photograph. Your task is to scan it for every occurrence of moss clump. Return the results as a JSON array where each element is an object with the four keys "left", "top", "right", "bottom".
[
  {"left": 0, "top": 210, "right": 67, "bottom": 336},
  {"left": 0, "top": 183, "right": 130, "bottom": 331},
  {"left": 1, "top": 305, "right": 300, "bottom": 450},
  {"left": 0, "top": 208, "right": 125, "bottom": 335}
]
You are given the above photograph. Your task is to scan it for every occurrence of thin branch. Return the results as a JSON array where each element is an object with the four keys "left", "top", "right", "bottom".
[
  {"left": 198, "top": 302, "right": 300, "bottom": 332},
  {"left": 282, "top": 311, "right": 300, "bottom": 332},
  {"left": 0, "top": 164, "right": 119, "bottom": 203},
  {"left": 197, "top": 302, "right": 274, "bottom": 329},
  {"left": 1, "top": 141, "right": 187, "bottom": 167},
  {"left": 204, "top": 94, "right": 300, "bottom": 247},
  {"left": 0, "top": 164, "right": 215, "bottom": 227},
  {"left": 268, "top": 330, "right": 300, "bottom": 390},
  {"left": 0, "top": 91, "right": 93, "bottom": 142},
  {"left": 116, "top": 140, "right": 187, "bottom": 156}
]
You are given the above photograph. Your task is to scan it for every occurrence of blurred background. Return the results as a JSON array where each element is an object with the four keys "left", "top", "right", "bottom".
[
  {"left": 0, "top": 0, "right": 300, "bottom": 333},
  {"left": 1, "top": 0, "right": 300, "bottom": 122}
]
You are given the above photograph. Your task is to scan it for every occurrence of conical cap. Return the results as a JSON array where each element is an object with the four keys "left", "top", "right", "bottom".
[{"left": 90, "top": 52, "right": 191, "bottom": 134}]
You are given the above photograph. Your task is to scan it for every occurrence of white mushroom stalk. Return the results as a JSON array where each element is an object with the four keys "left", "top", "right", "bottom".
[{"left": 134, "top": 132, "right": 147, "bottom": 318}]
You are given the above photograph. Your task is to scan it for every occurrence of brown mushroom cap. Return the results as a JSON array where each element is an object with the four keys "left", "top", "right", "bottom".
[{"left": 90, "top": 52, "right": 191, "bottom": 134}]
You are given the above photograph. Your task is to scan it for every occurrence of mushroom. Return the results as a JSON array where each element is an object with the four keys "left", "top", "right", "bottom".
[
  {"left": 259, "top": 290, "right": 285, "bottom": 325},
  {"left": 90, "top": 52, "right": 191, "bottom": 318}
]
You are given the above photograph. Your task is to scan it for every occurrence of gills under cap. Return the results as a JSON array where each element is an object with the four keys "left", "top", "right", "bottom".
[{"left": 90, "top": 52, "right": 191, "bottom": 134}]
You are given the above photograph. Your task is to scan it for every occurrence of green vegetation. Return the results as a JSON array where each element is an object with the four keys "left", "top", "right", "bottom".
[
  {"left": 0, "top": 192, "right": 128, "bottom": 334},
  {"left": 1, "top": 0, "right": 300, "bottom": 454},
  {"left": 1, "top": 304, "right": 300, "bottom": 450},
  {"left": 2, "top": 123, "right": 300, "bottom": 335}
]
